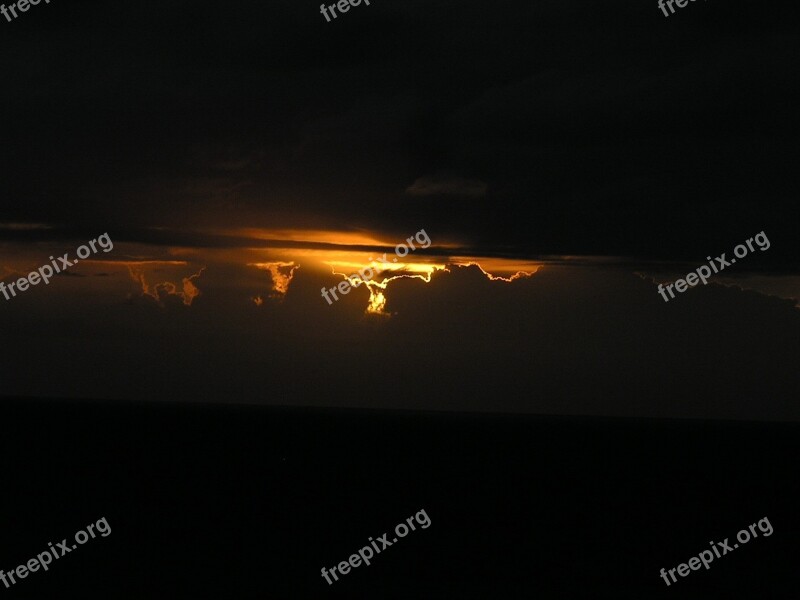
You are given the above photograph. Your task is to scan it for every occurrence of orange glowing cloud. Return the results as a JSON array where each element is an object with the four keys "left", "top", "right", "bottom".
[
  {"left": 330, "top": 260, "right": 448, "bottom": 315},
  {"left": 324, "top": 255, "right": 537, "bottom": 316},
  {"left": 448, "top": 259, "right": 540, "bottom": 282},
  {"left": 248, "top": 261, "right": 300, "bottom": 299},
  {"left": 120, "top": 262, "right": 206, "bottom": 306},
  {"left": 0, "top": 226, "right": 548, "bottom": 312}
]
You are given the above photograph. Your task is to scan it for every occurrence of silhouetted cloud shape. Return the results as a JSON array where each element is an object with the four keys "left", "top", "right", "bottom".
[{"left": 0, "top": 264, "right": 797, "bottom": 421}]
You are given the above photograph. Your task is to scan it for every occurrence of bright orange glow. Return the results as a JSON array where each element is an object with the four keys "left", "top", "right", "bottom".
[
  {"left": 0, "top": 230, "right": 543, "bottom": 312},
  {"left": 327, "top": 260, "right": 445, "bottom": 278},
  {"left": 449, "top": 259, "right": 540, "bottom": 281},
  {"left": 87, "top": 260, "right": 189, "bottom": 266},
  {"left": 210, "top": 227, "right": 463, "bottom": 251},
  {"left": 366, "top": 288, "right": 388, "bottom": 315},
  {"left": 327, "top": 257, "right": 447, "bottom": 315},
  {"left": 125, "top": 263, "right": 205, "bottom": 306},
  {"left": 321, "top": 252, "right": 540, "bottom": 315},
  {"left": 248, "top": 261, "right": 300, "bottom": 297},
  {"left": 224, "top": 228, "right": 388, "bottom": 247}
]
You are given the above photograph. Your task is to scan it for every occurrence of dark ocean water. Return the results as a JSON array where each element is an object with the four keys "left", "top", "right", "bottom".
[{"left": 1, "top": 398, "right": 797, "bottom": 598}]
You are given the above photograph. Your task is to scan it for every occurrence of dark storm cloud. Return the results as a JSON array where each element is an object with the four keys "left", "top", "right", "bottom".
[
  {"left": 0, "top": 263, "right": 797, "bottom": 420},
  {"left": 406, "top": 176, "right": 487, "bottom": 197},
  {"left": 0, "top": 0, "right": 797, "bottom": 267},
  {"left": 0, "top": 223, "right": 705, "bottom": 268}
]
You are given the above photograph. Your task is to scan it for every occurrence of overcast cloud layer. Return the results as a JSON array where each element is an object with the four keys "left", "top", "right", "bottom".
[{"left": 1, "top": 0, "right": 797, "bottom": 266}]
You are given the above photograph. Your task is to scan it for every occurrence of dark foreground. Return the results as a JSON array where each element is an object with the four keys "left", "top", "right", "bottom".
[{"left": 0, "top": 398, "right": 797, "bottom": 599}]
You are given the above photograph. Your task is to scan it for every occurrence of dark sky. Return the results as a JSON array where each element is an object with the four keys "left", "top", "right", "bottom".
[
  {"left": 2, "top": 8, "right": 800, "bottom": 600},
  {"left": 1, "top": 0, "right": 797, "bottom": 265},
  {"left": 0, "top": 0, "right": 798, "bottom": 419}
]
